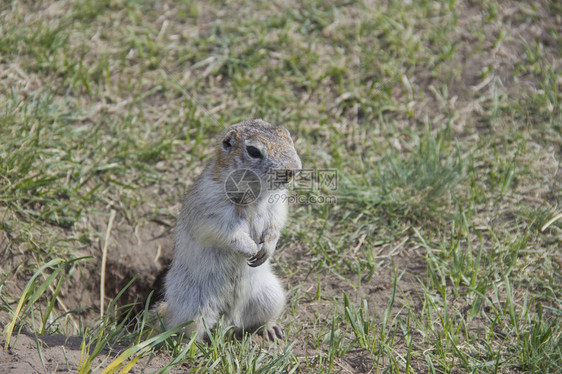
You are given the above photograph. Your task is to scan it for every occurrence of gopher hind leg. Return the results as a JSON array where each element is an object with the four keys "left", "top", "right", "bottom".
[
  {"left": 241, "top": 266, "right": 286, "bottom": 340},
  {"left": 162, "top": 299, "right": 219, "bottom": 341}
]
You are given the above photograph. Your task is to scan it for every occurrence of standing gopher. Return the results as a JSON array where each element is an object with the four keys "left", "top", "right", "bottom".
[{"left": 160, "top": 119, "right": 301, "bottom": 341}]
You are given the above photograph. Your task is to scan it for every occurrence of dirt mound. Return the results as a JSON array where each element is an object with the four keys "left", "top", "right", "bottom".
[
  {"left": 0, "top": 215, "right": 176, "bottom": 372},
  {"left": 76, "top": 216, "right": 175, "bottom": 318},
  {"left": 0, "top": 332, "right": 176, "bottom": 373}
]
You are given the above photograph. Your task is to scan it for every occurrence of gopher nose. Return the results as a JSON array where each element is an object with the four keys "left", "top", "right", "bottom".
[
  {"left": 284, "top": 157, "right": 302, "bottom": 181},
  {"left": 287, "top": 154, "right": 302, "bottom": 174}
]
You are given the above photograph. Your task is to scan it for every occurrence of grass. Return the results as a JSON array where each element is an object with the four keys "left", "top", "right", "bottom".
[{"left": 1, "top": 0, "right": 561, "bottom": 373}]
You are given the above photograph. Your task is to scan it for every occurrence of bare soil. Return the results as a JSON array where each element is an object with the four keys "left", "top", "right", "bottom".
[
  {"left": 0, "top": 332, "right": 174, "bottom": 374},
  {"left": 1, "top": 216, "right": 176, "bottom": 372}
]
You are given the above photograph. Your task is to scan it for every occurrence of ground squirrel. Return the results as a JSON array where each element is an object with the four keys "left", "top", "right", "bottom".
[{"left": 160, "top": 119, "right": 301, "bottom": 341}]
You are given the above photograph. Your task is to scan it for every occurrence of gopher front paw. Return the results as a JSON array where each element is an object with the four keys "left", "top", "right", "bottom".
[
  {"left": 247, "top": 245, "right": 268, "bottom": 267},
  {"left": 233, "top": 232, "right": 259, "bottom": 257}
]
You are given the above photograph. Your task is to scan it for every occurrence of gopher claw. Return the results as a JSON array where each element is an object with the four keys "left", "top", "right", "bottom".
[
  {"left": 263, "top": 323, "right": 284, "bottom": 341},
  {"left": 248, "top": 245, "right": 268, "bottom": 267}
]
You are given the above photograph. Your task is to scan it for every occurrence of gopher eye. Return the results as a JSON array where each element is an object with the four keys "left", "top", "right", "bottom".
[
  {"left": 246, "top": 146, "right": 262, "bottom": 159},
  {"left": 222, "top": 138, "right": 232, "bottom": 149}
]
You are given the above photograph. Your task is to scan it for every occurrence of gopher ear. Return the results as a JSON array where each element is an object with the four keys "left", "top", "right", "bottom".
[{"left": 221, "top": 130, "right": 237, "bottom": 151}]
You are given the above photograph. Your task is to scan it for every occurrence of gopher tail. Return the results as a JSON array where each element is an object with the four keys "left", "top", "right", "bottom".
[{"left": 149, "top": 301, "right": 168, "bottom": 330}]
